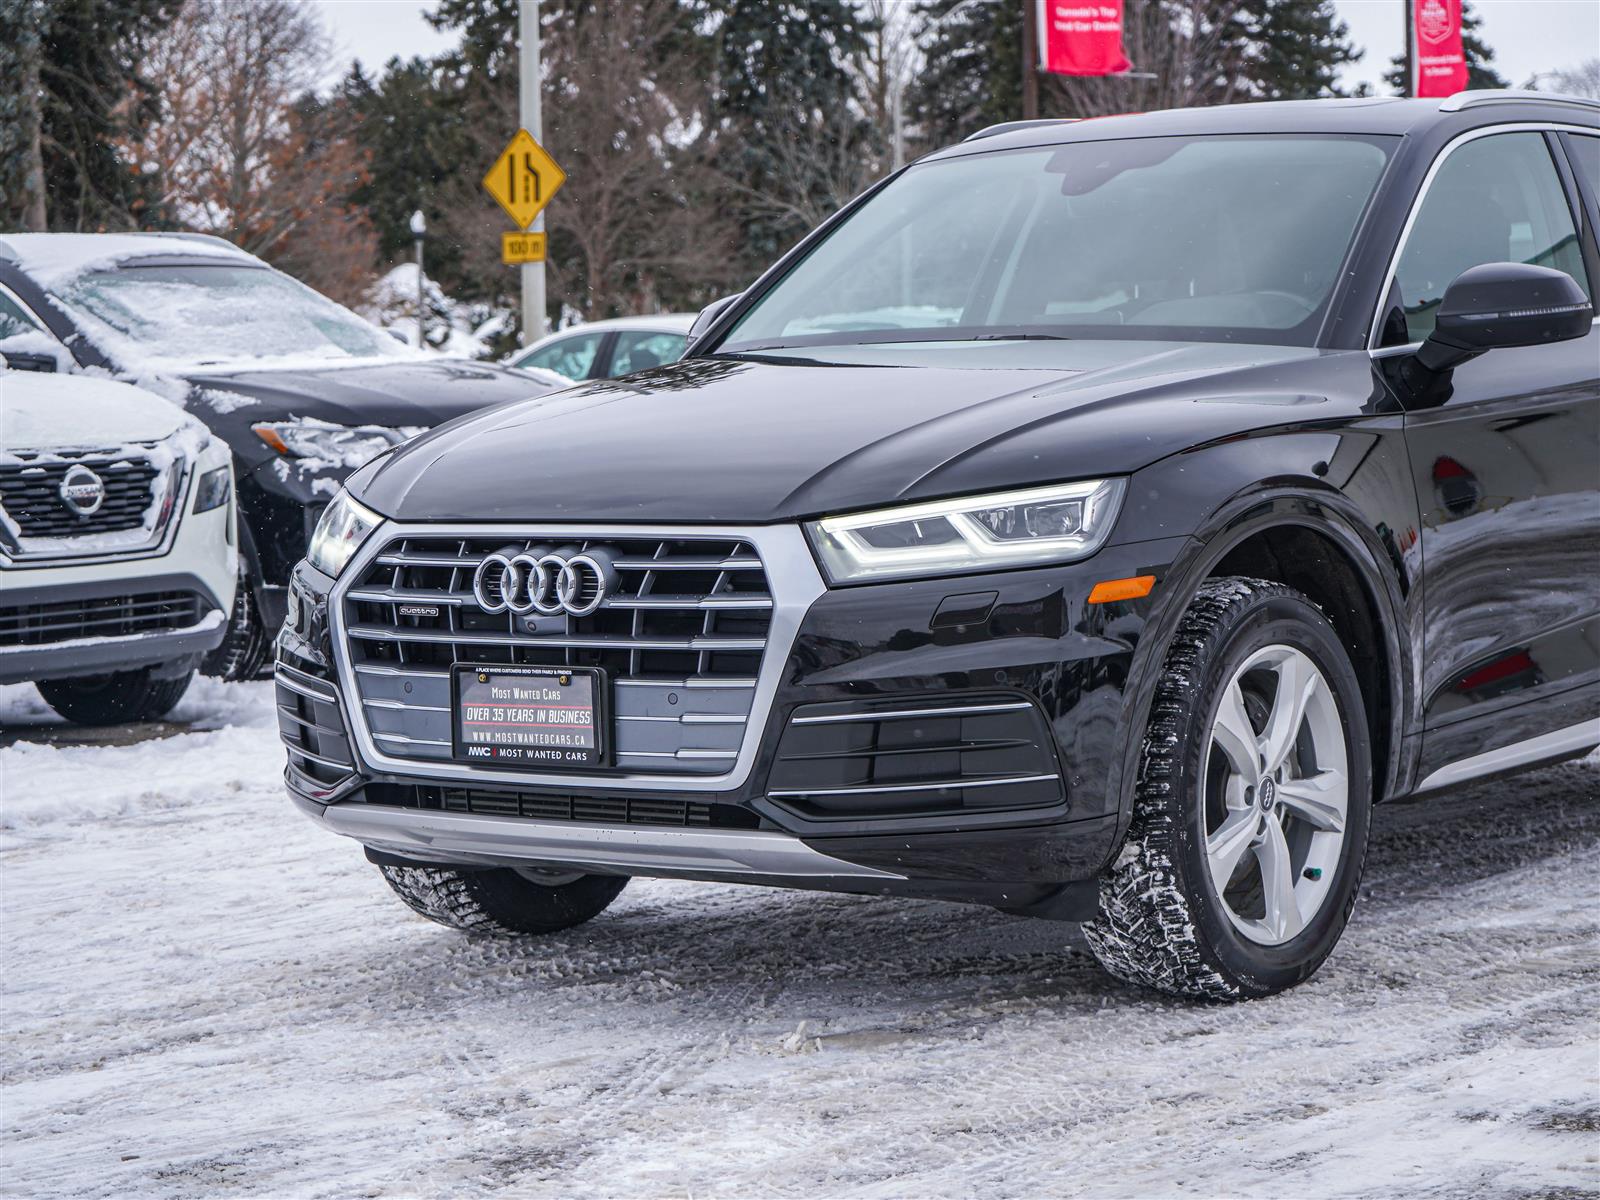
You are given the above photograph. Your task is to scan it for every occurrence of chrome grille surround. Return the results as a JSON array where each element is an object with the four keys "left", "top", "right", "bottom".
[
  {"left": 0, "top": 442, "right": 188, "bottom": 564},
  {"left": 329, "top": 522, "right": 826, "bottom": 792}
]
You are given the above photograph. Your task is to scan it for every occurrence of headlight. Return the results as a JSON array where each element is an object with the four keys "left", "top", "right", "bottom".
[
  {"left": 307, "top": 489, "right": 382, "bottom": 578},
  {"left": 252, "top": 420, "right": 424, "bottom": 470},
  {"left": 192, "top": 465, "right": 232, "bottom": 513},
  {"left": 807, "top": 478, "right": 1126, "bottom": 584}
]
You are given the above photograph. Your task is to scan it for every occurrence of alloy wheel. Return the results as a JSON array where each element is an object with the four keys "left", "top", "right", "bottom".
[{"left": 1203, "top": 644, "right": 1349, "bottom": 946}]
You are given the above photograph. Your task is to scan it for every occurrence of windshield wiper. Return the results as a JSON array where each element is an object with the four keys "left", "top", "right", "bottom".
[{"left": 971, "top": 332, "right": 1072, "bottom": 342}]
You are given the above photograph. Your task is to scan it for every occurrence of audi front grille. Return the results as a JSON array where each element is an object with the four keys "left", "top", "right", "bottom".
[{"left": 333, "top": 526, "right": 822, "bottom": 784}]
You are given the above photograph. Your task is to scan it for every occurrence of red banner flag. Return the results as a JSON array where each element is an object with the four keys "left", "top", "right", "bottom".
[
  {"left": 1036, "top": 1, "right": 1131, "bottom": 77},
  {"left": 1413, "top": 0, "right": 1469, "bottom": 98}
]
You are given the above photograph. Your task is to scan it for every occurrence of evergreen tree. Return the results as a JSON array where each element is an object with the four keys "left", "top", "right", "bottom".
[
  {"left": 0, "top": 0, "right": 179, "bottom": 231},
  {"left": 699, "top": 0, "right": 882, "bottom": 269},
  {"left": 1225, "top": 0, "right": 1358, "bottom": 100},
  {"left": 905, "top": 0, "right": 1357, "bottom": 156},
  {"left": 904, "top": 0, "right": 1023, "bottom": 149},
  {"left": 1384, "top": 0, "right": 1507, "bottom": 94},
  {"left": 340, "top": 58, "right": 471, "bottom": 275}
]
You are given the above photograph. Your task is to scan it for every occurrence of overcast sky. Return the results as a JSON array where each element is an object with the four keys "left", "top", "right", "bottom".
[{"left": 312, "top": 0, "right": 1599, "bottom": 95}]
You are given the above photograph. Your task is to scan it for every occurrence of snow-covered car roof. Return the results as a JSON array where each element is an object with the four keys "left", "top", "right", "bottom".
[
  {"left": 1, "top": 369, "right": 197, "bottom": 451},
  {"left": 0, "top": 232, "right": 257, "bottom": 289}
]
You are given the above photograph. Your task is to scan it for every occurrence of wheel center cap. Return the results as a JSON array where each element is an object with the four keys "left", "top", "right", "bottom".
[{"left": 1259, "top": 777, "right": 1277, "bottom": 812}]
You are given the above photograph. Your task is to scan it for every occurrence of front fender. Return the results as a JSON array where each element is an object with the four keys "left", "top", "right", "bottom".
[{"left": 1100, "top": 422, "right": 1421, "bottom": 852}]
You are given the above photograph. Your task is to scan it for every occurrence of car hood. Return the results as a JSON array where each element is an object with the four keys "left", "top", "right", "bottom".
[
  {"left": 186, "top": 358, "right": 553, "bottom": 426},
  {"left": 179, "top": 357, "right": 563, "bottom": 478},
  {"left": 350, "top": 340, "right": 1352, "bottom": 524},
  {"left": 2, "top": 370, "right": 190, "bottom": 450}
]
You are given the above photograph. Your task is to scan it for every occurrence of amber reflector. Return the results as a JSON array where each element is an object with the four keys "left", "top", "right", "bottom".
[{"left": 1087, "top": 575, "right": 1156, "bottom": 604}]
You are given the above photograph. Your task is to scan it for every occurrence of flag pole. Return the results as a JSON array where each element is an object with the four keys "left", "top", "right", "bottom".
[
  {"left": 519, "top": 0, "right": 547, "bottom": 342},
  {"left": 1023, "top": 0, "right": 1039, "bottom": 119},
  {"left": 1403, "top": 0, "right": 1415, "bottom": 97}
]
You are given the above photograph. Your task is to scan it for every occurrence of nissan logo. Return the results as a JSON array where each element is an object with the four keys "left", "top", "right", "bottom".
[
  {"left": 59, "top": 464, "right": 106, "bottom": 516},
  {"left": 473, "top": 549, "right": 616, "bottom": 617}
]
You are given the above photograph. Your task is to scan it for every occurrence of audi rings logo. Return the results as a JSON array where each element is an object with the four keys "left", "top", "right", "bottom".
[{"left": 473, "top": 549, "right": 616, "bottom": 617}]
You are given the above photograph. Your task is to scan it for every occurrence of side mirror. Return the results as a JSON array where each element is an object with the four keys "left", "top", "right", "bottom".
[
  {"left": 0, "top": 350, "right": 57, "bottom": 373},
  {"left": 686, "top": 292, "right": 743, "bottom": 347},
  {"left": 1415, "top": 262, "right": 1593, "bottom": 373}
]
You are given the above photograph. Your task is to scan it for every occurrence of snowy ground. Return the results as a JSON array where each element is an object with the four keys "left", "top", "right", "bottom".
[{"left": 2, "top": 678, "right": 1597, "bottom": 1199}]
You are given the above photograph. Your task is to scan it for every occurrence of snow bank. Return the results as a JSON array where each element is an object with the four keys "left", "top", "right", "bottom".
[
  {"left": 361, "top": 263, "right": 512, "bottom": 361},
  {"left": 0, "top": 677, "right": 278, "bottom": 833}
]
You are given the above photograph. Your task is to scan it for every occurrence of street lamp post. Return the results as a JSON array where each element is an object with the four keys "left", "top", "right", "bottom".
[
  {"left": 410, "top": 209, "right": 427, "bottom": 349},
  {"left": 891, "top": 0, "right": 994, "bottom": 171}
]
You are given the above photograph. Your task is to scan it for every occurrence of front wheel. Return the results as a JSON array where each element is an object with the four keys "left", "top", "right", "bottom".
[
  {"left": 35, "top": 666, "right": 194, "bottom": 726},
  {"left": 201, "top": 569, "right": 270, "bottom": 681},
  {"left": 378, "top": 864, "right": 629, "bottom": 936},
  {"left": 1084, "top": 578, "right": 1372, "bottom": 1000}
]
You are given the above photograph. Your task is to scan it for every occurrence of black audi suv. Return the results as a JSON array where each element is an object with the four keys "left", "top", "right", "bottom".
[
  {"left": 0, "top": 234, "right": 561, "bottom": 679},
  {"left": 276, "top": 93, "right": 1600, "bottom": 999}
]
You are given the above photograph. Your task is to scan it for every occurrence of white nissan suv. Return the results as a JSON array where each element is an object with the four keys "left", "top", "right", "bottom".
[{"left": 0, "top": 369, "right": 237, "bottom": 724}]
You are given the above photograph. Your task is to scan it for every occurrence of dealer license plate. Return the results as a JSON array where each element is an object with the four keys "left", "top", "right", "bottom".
[{"left": 451, "top": 665, "right": 605, "bottom": 768}]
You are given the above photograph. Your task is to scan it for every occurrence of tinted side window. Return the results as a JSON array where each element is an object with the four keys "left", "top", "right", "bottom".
[
  {"left": 522, "top": 332, "right": 602, "bottom": 379},
  {"left": 610, "top": 331, "right": 686, "bottom": 374},
  {"left": 1391, "top": 132, "right": 1591, "bottom": 344}
]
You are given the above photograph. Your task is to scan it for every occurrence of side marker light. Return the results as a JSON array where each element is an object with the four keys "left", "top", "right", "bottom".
[{"left": 1087, "top": 575, "right": 1156, "bottom": 604}]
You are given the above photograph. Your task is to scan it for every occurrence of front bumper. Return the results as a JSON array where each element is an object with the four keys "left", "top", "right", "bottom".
[
  {"left": 0, "top": 465, "right": 237, "bottom": 684},
  {"left": 279, "top": 525, "right": 1192, "bottom": 910}
]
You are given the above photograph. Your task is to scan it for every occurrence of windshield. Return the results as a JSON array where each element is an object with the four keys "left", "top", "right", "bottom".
[
  {"left": 59, "top": 263, "right": 413, "bottom": 369},
  {"left": 722, "top": 134, "right": 1394, "bottom": 352}
]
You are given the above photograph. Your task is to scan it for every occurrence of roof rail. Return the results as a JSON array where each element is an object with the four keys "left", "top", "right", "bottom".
[
  {"left": 963, "top": 118, "right": 1080, "bottom": 143},
  {"left": 1439, "top": 89, "right": 1600, "bottom": 113}
]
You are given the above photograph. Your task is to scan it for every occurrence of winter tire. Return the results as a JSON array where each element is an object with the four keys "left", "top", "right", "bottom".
[
  {"left": 36, "top": 667, "right": 194, "bottom": 726},
  {"left": 202, "top": 570, "right": 271, "bottom": 681},
  {"left": 378, "top": 864, "right": 629, "bottom": 936},
  {"left": 1084, "top": 577, "right": 1372, "bottom": 1001}
]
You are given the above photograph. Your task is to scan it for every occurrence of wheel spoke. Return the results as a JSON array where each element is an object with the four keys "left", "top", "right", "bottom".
[
  {"left": 1212, "top": 680, "right": 1262, "bottom": 786},
  {"left": 1261, "top": 651, "right": 1320, "bottom": 774},
  {"left": 1277, "top": 769, "right": 1347, "bottom": 833},
  {"left": 1256, "top": 817, "right": 1304, "bottom": 942},
  {"left": 1206, "top": 810, "right": 1258, "bottom": 897}
]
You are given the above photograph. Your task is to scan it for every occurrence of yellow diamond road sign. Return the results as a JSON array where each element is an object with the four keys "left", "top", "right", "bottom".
[{"left": 483, "top": 129, "right": 566, "bottom": 230}]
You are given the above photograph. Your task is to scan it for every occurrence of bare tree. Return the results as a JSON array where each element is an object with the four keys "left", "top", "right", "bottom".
[
  {"left": 130, "top": 0, "right": 376, "bottom": 301},
  {"left": 857, "top": 0, "right": 919, "bottom": 173},
  {"left": 433, "top": 0, "right": 733, "bottom": 321},
  {"left": 718, "top": 104, "right": 879, "bottom": 233},
  {"left": 1529, "top": 59, "right": 1600, "bottom": 100}
]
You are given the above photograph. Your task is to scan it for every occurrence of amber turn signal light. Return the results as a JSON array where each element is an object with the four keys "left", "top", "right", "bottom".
[
  {"left": 253, "top": 425, "right": 290, "bottom": 454},
  {"left": 1087, "top": 575, "right": 1156, "bottom": 604}
]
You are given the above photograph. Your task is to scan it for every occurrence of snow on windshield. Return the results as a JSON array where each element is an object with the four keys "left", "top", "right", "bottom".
[{"left": 54, "top": 263, "right": 417, "bottom": 373}]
